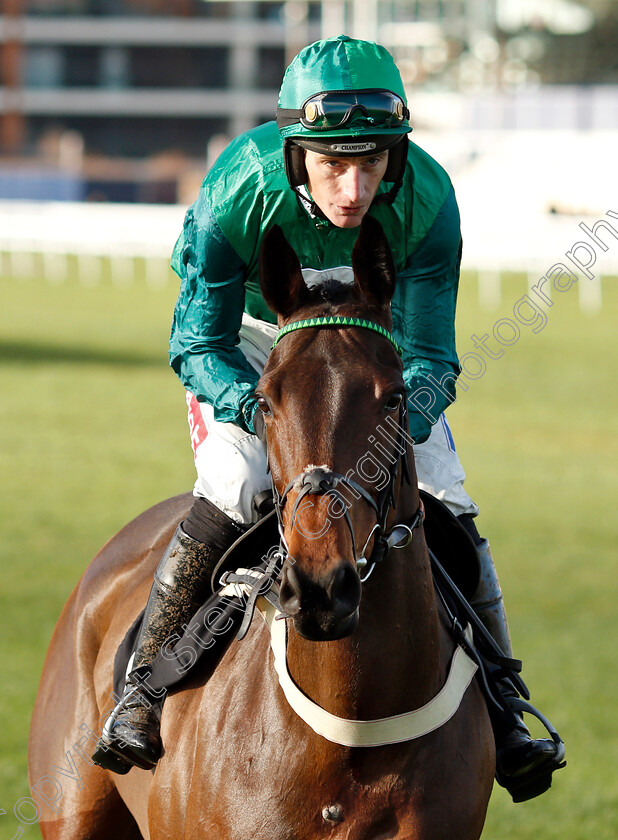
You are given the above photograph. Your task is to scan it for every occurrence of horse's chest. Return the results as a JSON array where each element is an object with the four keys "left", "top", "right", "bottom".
[
  {"left": 155, "top": 711, "right": 432, "bottom": 840},
  {"left": 148, "top": 632, "right": 489, "bottom": 840}
]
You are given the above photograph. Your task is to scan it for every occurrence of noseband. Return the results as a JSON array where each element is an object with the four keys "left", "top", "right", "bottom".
[{"left": 269, "top": 316, "right": 424, "bottom": 582}]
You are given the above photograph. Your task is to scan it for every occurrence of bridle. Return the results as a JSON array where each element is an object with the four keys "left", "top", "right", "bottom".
[{"left": 269, "top": 316, "right": 424, "bottom": 582}]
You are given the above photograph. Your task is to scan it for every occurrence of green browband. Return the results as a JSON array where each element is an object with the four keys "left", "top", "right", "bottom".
[{"left": 271, "top": 316, "right": 403, "bottom": 356}]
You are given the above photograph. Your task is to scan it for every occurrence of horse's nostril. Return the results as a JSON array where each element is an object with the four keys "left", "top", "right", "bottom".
[
  {"left": 280, "top": 561, "right": 361, "bottom": 623},
  {"left": 326, "top": 564, "right": 362, "bottom": 614},
  {"left": 326, "top": 564, "right": 348, "bottom": 600},
  {"left": 280, "top": 564, "right": 302, "bottom": 616}
]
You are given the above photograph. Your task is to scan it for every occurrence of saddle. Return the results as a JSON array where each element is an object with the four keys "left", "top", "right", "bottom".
[{"left": 112, "top": 492, "right": 480, "bottom": 700}]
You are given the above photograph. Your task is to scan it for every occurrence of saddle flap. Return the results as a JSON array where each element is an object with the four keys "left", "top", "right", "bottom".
[
  {"left": 420, "top": 490, "right": 480, "bottom": 600},
  {"left": 209, "top": 508, "right": 279, "bottom": 591}
]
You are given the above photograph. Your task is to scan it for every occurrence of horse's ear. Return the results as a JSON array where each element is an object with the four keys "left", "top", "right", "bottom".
[
  {"left": 351, "top": 215, "right": 397, "bottom": 307},
  {"left": 259, "top": 225, "right": 310, "bottom": 318}
]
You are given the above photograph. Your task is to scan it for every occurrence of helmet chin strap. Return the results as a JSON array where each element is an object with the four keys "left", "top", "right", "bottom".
[{"left": 294, "top": 184, "right": 330, "bottom": 222}]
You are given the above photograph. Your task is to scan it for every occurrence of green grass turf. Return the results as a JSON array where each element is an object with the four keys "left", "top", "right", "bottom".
[
  {"left": 451, "top": 274, "right": 618, "bottom": 838},
  {"left": 1, "top": 266, "right": 617, "bottom": 837}
]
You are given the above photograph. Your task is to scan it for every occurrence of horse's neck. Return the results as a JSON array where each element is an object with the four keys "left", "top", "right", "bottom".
[{"left": 285, "top": 529, "right": 443, "bottom": 721}]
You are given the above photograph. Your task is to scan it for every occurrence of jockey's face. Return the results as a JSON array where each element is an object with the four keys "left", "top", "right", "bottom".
[{"left": 304, "top": 149, "right": 389, "bottom": 228}]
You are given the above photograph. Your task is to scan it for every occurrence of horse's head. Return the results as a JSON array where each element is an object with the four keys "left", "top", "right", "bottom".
[{"left": 258, "top": 216, "right": 418, "bottom": 642}]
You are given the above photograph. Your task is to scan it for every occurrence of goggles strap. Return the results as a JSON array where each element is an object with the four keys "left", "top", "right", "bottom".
[{"left": 277, "top": 108, "right": 304, "bottom": 129}]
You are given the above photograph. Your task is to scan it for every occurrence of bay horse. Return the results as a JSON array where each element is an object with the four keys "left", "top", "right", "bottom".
[{"left": 29, "top": 217, "right": 495, "bottom": 839}]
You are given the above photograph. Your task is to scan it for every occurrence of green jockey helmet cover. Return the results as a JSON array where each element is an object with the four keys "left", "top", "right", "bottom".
[
  {"left": 277, "top": 34, "right": 411, "bottom": 144},
  {"left": 276, "top": 35, "right": 412, "bottom": 201}
]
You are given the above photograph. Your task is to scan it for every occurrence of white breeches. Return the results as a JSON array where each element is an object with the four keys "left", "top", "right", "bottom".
[{"left": 187, "top": 314, "right": 480, "bottom": 525}]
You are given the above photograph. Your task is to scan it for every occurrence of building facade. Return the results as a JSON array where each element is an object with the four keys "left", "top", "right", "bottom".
[{"left": 0, "top": 0, "right": 615, "bottom": 201}]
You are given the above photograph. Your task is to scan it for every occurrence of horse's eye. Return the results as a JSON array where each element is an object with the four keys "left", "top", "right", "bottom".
[
  {"left": 385, "top": 392, "right": 403, "bottom": 411},
  {"left": 257, "top": 396, "right": 271, "bottom": 415}
]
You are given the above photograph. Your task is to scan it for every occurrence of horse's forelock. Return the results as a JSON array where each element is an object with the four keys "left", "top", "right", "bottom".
[{"left": 311, "top": 277, "right": 354, "bottom": 307}]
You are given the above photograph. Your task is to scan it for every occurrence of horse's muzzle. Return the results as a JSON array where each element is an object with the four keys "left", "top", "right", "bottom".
[{"left": 279, "top": 561, "right": 362, "bottom": 641}]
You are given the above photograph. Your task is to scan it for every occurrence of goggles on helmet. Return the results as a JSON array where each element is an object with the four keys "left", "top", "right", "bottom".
[{"left": 277, "top": 89, "right": 410, "bottom": 133}]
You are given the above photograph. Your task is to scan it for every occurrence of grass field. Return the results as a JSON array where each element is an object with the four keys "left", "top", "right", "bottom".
[{"left": 1, "top": 263, "right": 617, "bottom": 838}]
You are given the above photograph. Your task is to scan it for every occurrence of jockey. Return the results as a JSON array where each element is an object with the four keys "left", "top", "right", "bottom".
[{"left": 93, "top": 35, "right": 563, "bottom": 799}]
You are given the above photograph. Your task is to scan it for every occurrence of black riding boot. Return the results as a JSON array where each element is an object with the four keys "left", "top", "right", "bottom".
[
  {"left": 471, "top": 537, "right": 565, "bottom": 801},
  {"left": 92, "top": 498, "right": 244, "bottom": 774}
]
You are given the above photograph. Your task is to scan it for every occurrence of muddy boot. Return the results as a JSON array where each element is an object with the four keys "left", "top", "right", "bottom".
[
  {"left": 471, "top": 537, "right": 566, "bottom": 802},
  {"left": 92, "top": 499, "right": 244, "bottom": 773}
]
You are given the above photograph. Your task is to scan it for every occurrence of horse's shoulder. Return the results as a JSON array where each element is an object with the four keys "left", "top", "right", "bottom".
[{"left": 84, "top": 493, "right": 192, "bottom": 588}]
